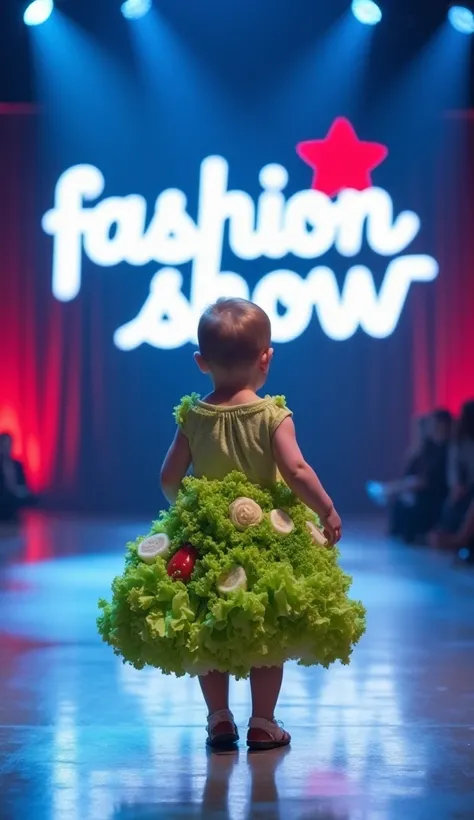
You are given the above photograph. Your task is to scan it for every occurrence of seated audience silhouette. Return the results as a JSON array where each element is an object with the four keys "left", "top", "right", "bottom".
[
  {"left": 367, "top": 409, "right": 453, "bottom": 543},
  {"left": 0, "top": 433, "right": 32, "bottom": 521}
]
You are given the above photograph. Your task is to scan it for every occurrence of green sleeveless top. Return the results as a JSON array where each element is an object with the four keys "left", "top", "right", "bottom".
[{"left": 174, "top": 394, "right": 292, "bottom": 487}]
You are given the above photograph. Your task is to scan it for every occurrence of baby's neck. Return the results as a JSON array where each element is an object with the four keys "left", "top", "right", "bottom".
[{"left": 205, "top": 386, "right": 262, "bottom": 406}]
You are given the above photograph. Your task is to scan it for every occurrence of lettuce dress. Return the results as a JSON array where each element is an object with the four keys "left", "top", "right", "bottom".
[{"left": 97, "top": 395, "right": 366, "bottom": 679}]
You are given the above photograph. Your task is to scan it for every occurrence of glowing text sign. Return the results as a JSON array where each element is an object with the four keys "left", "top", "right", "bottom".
[{"left": 43, "top": 156, "right": 438, "bottom": 349}]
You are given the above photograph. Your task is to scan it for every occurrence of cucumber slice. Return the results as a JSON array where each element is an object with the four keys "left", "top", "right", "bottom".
[
  {"left": 306, "top": 521, "right": 328, "bottom": 548},
  {"left": 217, "top": 565, "right": 248, "bottom": 595},
  {"left": 138, "top": 533, "right": 171, "bottom": 564},
  {"left": 270, "top": 509, "right": 295, "bottom": 535}
]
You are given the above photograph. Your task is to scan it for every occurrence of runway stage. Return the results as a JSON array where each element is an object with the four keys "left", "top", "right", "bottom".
[{"left": 1, "top": 512, "right": 473, "bottom": 820}]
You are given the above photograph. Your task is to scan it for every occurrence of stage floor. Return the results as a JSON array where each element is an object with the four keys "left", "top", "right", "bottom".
[{"left": 1, "top": 512, "right": 473, "bottom": 820}]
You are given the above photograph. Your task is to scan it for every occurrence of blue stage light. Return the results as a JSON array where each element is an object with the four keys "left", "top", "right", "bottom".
[
  {"left": 351, "top": 0, "right": 382, "bottom": 25},
  {"left": 24, "top": 0, "right": 54, "bottom": 26},
  {"left": 121, "top": 0, "right": 152, "bottom": 20},
  {"left": 448, "top": 5, "right": 474, "bottom": 34}
]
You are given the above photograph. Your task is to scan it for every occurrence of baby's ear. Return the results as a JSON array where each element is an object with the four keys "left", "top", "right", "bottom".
[
  {"left": 194, "top": 351, "right": 210, "bottom": 373},
  {"left": 261, "top": 348, "right": 274, "bottom": 370}
]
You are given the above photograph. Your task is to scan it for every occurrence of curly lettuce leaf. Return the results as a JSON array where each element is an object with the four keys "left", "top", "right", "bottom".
[{"left": 97, "top": 471, "right": 366, "bottom": 678}]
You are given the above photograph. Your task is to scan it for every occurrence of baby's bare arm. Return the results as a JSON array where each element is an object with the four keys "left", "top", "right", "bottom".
[
  {"left": 272, "top": 417, "right": 342, "bottom": 542},
  {"left": 160, "top": 430, "right": 192, "bottom": 503}
]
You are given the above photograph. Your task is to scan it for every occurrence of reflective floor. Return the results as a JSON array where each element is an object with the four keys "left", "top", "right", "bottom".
[{"left": 1, "top": 512, "right": 474, "bottom": 820}]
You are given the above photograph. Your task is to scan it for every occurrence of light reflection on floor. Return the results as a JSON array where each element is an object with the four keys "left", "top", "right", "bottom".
[{"left": 1, "top": 512, "right": 474, "bottom": 819}]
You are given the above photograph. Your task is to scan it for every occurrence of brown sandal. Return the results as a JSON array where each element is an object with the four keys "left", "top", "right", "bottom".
[
  {"left": 247, "top": 717, "right": 291, "bottom": 751},
  {"left": 206, "top": 709, "right": 239, "bottom": 748}
]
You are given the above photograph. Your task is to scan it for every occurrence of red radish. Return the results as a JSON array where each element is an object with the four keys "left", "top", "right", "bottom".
[{"left": 167, "top": 545, "right": 198, "bottom": 582}]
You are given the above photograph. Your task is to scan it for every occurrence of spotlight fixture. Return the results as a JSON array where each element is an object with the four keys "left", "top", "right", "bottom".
[
  {"left": 121, "top": 0, "right": 152, "bottom": 20},
  {"left": 448, "top": 4, "right": 474, "bottom": 34},
  {"left": 24, "top": 0, "right": 54, "bottom": 26},
  {"left": 351, "top": 0, "right": 382, "bottom": 25}
]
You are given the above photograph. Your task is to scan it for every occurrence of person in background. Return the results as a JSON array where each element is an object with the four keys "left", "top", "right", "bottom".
[
  {"left": 367, "top": 415, "right": 431, "bottom": 507},
  {"left": 367, "top": 409, "right": 453, "bottom": 543},
  {"left": 431, "top": 400, "right": 474, "bottom": 556},
  {"left": 0, "top": 432, "right": 31, "bottom": 521}
]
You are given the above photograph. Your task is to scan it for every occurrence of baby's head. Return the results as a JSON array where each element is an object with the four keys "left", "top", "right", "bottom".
[{"left": 196, "top": 299, "right": 273, "bottom": 390}]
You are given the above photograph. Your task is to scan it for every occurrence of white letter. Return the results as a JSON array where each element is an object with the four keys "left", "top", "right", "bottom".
[
  {"left": 114, "top": 268, "right": 193, "bottom": 350},
  {"left": 256, "top": 164, "right": 289, "bottom": 259},
  {"left": 43, "top": 164, "right": 104, "bottom": 302},
  {"left": 285, "top": 190, "right": 336, "bottom": 259},
  {"left": 358, "top": 255, "right": 438, "bottom": 338},
  {"left": 306, "top": 254, "right": 439, "bottom": 341},
  {"left": 190, "top": 156, "right": 251, "bottom": 319},
  {"left": 142, "top": 189, "right": 198, "bottom": 266},
  {"left": 335, "top": 188, "right": 421, "bottom": 257},
  {"left": 84, "top": 195, "right": 147, "bottom": 267},
  {"left": 252, "top": 270, "right": 313, "bottom": 343}
]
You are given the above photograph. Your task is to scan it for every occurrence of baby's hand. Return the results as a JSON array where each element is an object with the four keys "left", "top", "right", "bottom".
[{"left": 321, "top": 507, "right": 342, "bottom": 545}]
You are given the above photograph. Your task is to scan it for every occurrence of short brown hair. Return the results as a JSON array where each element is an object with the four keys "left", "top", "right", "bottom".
[{"left": 198, "top": 299, "right": 271, "bottom": 368}]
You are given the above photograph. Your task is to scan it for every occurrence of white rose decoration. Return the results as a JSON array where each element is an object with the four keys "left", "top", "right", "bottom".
[
  {"left": 270, "top": 509, "right": 295, "bottom": 536},
  {"left": 306, "top": 521, "right": 329, "bottom": 548},
  {"left": 229, "top": 497, "right": 263, "bottom": 530}
]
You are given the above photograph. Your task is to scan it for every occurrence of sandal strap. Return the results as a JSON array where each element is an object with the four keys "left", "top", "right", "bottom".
[
  {"left": 207, "top": 709, "right": 235, "bottom": 732},
  {"left": 248, "top": 717, "right": 287, "bottom": 741}
]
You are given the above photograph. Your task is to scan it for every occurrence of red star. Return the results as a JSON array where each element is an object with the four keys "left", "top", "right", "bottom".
[{"left": 296, "top": 117, "right": 388, "bottom": 198}]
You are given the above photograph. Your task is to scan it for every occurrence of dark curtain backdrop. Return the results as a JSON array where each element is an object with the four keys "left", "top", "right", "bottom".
[
  {"left": 0, "top": 106, "right": 83, "bottom": 496},
  {"left": 412, "top": 113, "right": 474, "bottom": 416},
  {"left": 1, "top": 107, "right": 473, "bottom": 512}
]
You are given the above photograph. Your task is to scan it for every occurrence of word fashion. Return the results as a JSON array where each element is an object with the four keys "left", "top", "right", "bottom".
[{"left": 43, "top": 147, "right": 438, "bottom": 350}]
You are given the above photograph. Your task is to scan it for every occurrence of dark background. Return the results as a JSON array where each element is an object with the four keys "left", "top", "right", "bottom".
[
  {"left": 0, "top": 0, "right": 473, "bottom": 515},
  {"left": 1, "top": 0, "right": 473, "bottom": 106}
]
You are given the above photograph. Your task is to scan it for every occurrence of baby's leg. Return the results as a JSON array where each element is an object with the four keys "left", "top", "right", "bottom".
[
  {"left": 250, "top": 665, "right": 284, "bottom": 719},
  {"left": 199, "top": 670, "right": 230, "bottom": 713},
  {"left": 247, "top": 665, "right": 291, "bottom": 750},
  {"left": 199, "top": 671, "right": 238, "bottom": 747}
]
